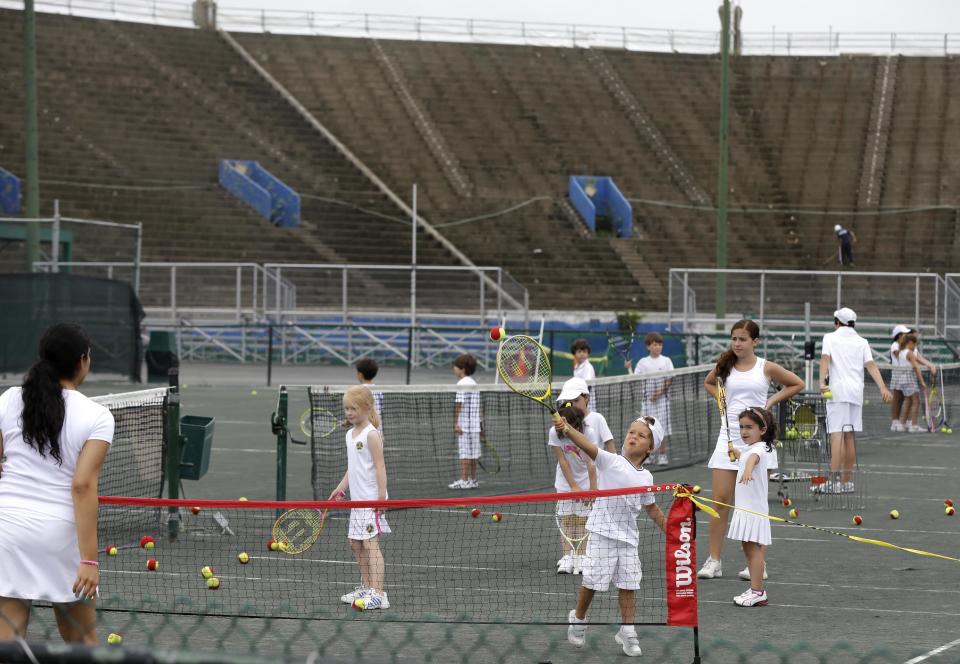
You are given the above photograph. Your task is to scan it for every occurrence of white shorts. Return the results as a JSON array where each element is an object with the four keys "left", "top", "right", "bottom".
[
  {"left": 458, "top": 432, "right": 481, "bottom": 459},
  {"left": 556, "top": 499, "right": 592, "bottom": 519},
  {"left": 0, "top": 507, "right": 86, "bottom": 604},
  {"left": 826, "top": 401, "right": 863, "bottom": 433},
  {"left": 582, "top": 533, "right": 641, "bottom": 592},
  {"left": 347, "top": 508, "right": 391, "bottom": 541}
]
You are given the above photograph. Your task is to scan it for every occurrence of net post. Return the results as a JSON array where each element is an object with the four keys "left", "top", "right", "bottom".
[
  {"left": 166, "top": 368, "right": 181, "bottom": 542},
  {"left": 275, "top": 385, "right": 288, "bottom": 502},
  {"left": 691, "top": 625, "right": 702, "bottom": 664}
]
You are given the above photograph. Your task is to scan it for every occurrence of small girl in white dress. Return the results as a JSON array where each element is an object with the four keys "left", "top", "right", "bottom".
[{"left": 726, "top": 407, "right": 777, "bottom": 607}]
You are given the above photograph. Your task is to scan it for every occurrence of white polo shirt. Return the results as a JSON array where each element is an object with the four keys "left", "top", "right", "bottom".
[
  {"left": 585, "top": 449, "right": 655, "bottom": 547},
  {"left": 821, "top": 326, "right": 874, "bottom": 405},
  {"left": 0, "top": 387, "right": 114, "bottom": 521}
]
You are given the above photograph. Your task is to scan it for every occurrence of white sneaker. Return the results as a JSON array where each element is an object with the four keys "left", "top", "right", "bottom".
[
  {"left": 360, "top": 589, "right": 389, "bottom": 610},
  {"left": 656, "top": 454, "right": 669, "bottom": 466},
  {"left": 841, "top": 482, "right": 855, "bottom": 494},
  {"left": 448, "top": 479, "right": 466, "bottom": 489},
  {"left": 614, "top": 626, "right": 642, "bottom": 657},
  {"left": 340, "top": 586, "right": 366, "bottom": 604},
  {"left": 734, "top": 588, "right": 768, "bottom": 607},
  {"left": 697, "top": 557, "right": 722, "bottom": 579},
  {"left": 908, "top": 425, "right": 927, "bottom": 433},
  {"left": 465, "top": 479, "right": 480, "bottom": 489},
  {"left": 738, "top": 564, "right": 768, "bottom": 580},
  {"left": 811, "top": 481, "right": 840, "bottom": 494},
  {"left": 567, "top": 609, "right": 586, "bottom": 648},
  {"left": 891, "top": 420, "right": 904, "bottom": 432},
  {"left": 557, "top": 555, "right": 574, "bottom": 574}
]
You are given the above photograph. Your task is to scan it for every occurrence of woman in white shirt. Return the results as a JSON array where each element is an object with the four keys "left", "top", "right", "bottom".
[
  {"left": 0, "top": 324, "right": 114, "bottom": 644},
  {"left": 697, "top": 320, "right": 803, "bottom": 582}
]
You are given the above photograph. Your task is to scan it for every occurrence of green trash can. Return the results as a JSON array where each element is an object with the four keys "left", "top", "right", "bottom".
[
  {"left": 180, "top": 415, "right": 214, "bottom": 481},
  {"left": 146, "top": 331, "right": 178, "bottom": 383}
]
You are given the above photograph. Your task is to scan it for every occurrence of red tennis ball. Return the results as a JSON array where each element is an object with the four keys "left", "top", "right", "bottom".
[
  {"left": 489, "top": 326, "right": 506, "bottom": 341},
  {"left": 782, "top": 498, "right": 792, "bottom": 507},
  {"left": 191, "top": 506, "right": 201, "bottom": 515},
  {"left": 492, "top": 512, "right": 502, "bottom": 522},
  {"left": 471, "top": 508, "right": 481, "bottom": 518},
  {"left": 146, "top": 559, "right": 158, "bottom": 571},
  {"left": 947, "top": 506, "right": 956, "bottom": 516},
  {"left": 946, "top": 499, "right": 954, "bottom": 508},
  {"left": 853, "top": 515, "right": 862, "bottom": 525}
]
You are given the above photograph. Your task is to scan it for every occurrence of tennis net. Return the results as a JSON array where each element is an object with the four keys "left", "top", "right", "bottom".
[
  {"left": 292, "top": 365, "right": 715, "bottom": 500},
  {"left": 94, "top": 487, "right": 699, "bottom": 627}
]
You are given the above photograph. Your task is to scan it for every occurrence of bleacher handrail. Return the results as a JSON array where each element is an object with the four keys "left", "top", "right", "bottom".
[{"left": 4, "top": 0, "right": 960, "bottom": 56}]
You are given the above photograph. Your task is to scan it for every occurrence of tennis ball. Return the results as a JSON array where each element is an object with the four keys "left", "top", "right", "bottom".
[
  {"left": 890, "top": 509, "right": 900, "bottom": 520},
  {"left": 191, "top": 506, "right": 201, "bottom": 515},
  {"left": 823, "top": 390, "right": 833, "bottom": 400},
  {"left": 238, "top": 552, "right": 250, "bottom": 564},
  {"left": 947, "top": 506, "right": 956, "bottom": 516},
  {"left": 853, "top": 515, "right": 863, "bottom": 525},
  {"left": 139, "top": 536, "right": 154, "bottom": 548},
  {"left": 251, "top": 390, "right": 257, "bottom": 396},
  {"left": 207, "top": 577, "right": 220, "bottom": 590},
  {"left": 107, "top": 545, "right": 118, "bottom": 556},
  {"left": 864, "top": 399, "right": 870, "bottom": 405},
  {"left": 352, "top": 597, "right": 366, "bottom": 611},
  {"left": 782, "top": 498, "right": 792, "bottom": 507},
  {"left": 146, "top": 559, "right": 158, "bottom": 571},
  {"left": 471, "top": 508, "right": 481, "bottom": 518},
  {"left": 144, "top": 541, "right": 155, "bottom": 551},
  {"left": 181, "top": 383, "right": 188, "bottom": 389},
  {"left": 238, "top": 496, "right": 248, "bottom": 501},
  {"left": 107, "top": 633, "right": 123, "bottom": 645},
  {"left": 200, "top": 566, "right": 214, "bottom": 579},
  {"left": 267, "top": 539, "right": 278, "bottom": 551},
  {"left": 492, "top": 512, "right": 502, "bottom": 522},
  {"left": 948, "top": 427, "right": 955, "bottom": 434},
  {"left": 278, "top": 541, "right": 289, "bottom": 553},
  {"left": 789, "top": 508, "right": 799, "bottom": 518},
  {"left": 946, "top": 499, "right": 954, "bottom": 507},
  {"left": 489, "top": 326, "right": 506, "bottom": 341},
  {"left": 692, "top": 485, "right": 702, "bottom": 494}
]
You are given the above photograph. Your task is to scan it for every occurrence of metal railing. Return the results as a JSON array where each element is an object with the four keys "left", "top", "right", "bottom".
[
  {"left": 669, "top": 268, "right": 951, "bottom": 337},
  {"left": 4, "top": 0, "right": 960, "bottom": 56}
]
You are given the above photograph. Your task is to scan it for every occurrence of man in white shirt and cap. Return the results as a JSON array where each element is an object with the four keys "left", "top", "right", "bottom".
[{"left": 818, "top": 307, "right": 891, "bottom": 493}]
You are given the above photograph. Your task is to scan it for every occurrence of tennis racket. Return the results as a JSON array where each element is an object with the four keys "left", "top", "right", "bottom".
[
  {"left": 793, "top": 403, "right": 818, "bottom": 440},
  {"left": 606, "top": 331, "right": 636, "bottom": 368},
  {"left": 715, "top": 376, "right": 736, "bottom": 462},
  {"left": 299, "top": 406, "right": 344, "bottom": 439},
  {"left": 272, "top": 508, "right": 329, "bottom": 555},
  {"left": 937, "top": 368, "right": 952, "bottom": 433},
  {"left": 496, "top": 335, "right": 561, "bottom": 424},
  {"left": 478, "top": 432, "right": 502, "bottom": 474},
  {"left": 555, "top": 510, "right": 590, "bottom": 575}
]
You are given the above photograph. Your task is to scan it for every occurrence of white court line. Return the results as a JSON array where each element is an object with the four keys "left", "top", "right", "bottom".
[{"left": 903, "top": 637, "right": 960, "bottom": 663}]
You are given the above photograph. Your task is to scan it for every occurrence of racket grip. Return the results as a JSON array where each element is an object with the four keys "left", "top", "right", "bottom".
[
  {"left": 727, "top": 444, "right": 736, "bottom": 462},
  {"left": 552, "top": 412, "right": 563, "bottom": 426}
]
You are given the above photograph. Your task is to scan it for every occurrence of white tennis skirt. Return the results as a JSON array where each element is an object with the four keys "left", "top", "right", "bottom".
[
  {"left": 347, "top": 508, "right": 391, "bottom": 541},
  {"left": 0, "top": 507, "right": 84, "bottom": 603},
  {"left": 726, "top": 510, "right": 772, "bottom": 546}
]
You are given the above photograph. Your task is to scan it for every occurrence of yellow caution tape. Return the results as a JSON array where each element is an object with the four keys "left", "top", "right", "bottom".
[{"left": 673, "top": 486, "right": 960, "bottom": 563}]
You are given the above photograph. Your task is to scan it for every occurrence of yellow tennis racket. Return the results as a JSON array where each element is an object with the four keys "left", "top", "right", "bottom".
[
  {"left": 716, "top": 376, "right": 736, "bottom": 462},
  {"left": 496, "top": 335, "right": 561, "bottom": 425},
  {"left": 272, "top": 508, "right": 328, "bottom": 555}
]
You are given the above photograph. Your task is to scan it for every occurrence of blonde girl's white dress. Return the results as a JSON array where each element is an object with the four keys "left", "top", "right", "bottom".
[
  {"left": 726, "top": 444, "right": 772, "bottom": 546},
  {"left": 0, "top": 387, "right": 114, "bottom": 603},
  {"left": 346, "top": 422, "right": 391, "bottom": 541}
]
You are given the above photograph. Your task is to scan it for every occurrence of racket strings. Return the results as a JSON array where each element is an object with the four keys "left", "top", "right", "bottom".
[{"left": 497, "top": 336, "right": 552, "bottom": 400}]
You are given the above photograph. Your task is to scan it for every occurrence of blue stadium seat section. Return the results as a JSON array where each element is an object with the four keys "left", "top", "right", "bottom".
[
  {"left": 568, "top": 176, "right": 632, "bottom": 238},
  {"left": 218, "top": 159, "right": 301, "bottom": 228},
  {"left": 0, "top": 167, "right": 20, "bottom": 215}
]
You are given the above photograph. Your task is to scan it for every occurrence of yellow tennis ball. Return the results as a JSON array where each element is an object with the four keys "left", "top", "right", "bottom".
[
  {"left": 107, "top": 633, "right": 123, "bottom": 645},
  {"left": 207, "top": 577, "right": 221, "bottom": 590},
  {"left": 823, "top": 390, "right": 833, "bottom": 400},
  {"left": 692, "top": 485, "right": 702, "bottom": 494},
  {"left": 277, "top": 541, "right": 289, "bottom": 553},
  {"left": 238, "top": 497, "right": 248, "bottom": 501},
  {"left": 144, "top": 541, "right": 154, "bottom": 551},
  {"left": 107, "top": 545, "right": 118, "bottom": 556},
  {"left": 352, "top": 597, "right": 366, "bottom": 611},
  {"left": 238, "top": 552, "right": 250, "bottom": 564},
  {"left": 269, "top": 540, "right": 279, "bottom": 551},
  {"left": 251, "top": 390, "right": 257, "bottom": 395},
  {"left": 789, "top": 508, "right": 799, "bottom": 518},
  {"left": 200, "top": 566, "right": 214, "bottom": 579},
  {"left": 890, "top": 509, "right": 900, "bottom": 520}
]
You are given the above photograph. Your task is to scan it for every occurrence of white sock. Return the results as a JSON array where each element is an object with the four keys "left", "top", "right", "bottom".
[
  {"left": 571, "top": 613, "right": 587, "bottom": 624},
  {"left": 619, "top": 625, "right": 637, "bottom": 636}
]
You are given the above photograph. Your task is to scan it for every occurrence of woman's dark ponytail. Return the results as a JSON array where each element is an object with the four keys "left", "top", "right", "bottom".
[
  {"left": 20, "top": 323, "right": 92, "bottom": 464},
  {"left": 715, "top": 319, "right": 762, "bottom": 380}
]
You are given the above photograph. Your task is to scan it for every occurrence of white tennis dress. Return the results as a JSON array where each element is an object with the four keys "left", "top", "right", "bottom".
[
  {"left": 708, "top": 358, "right": 778, "bottom": 470},
  {"left": 726, "top": 444, "right": 772, "bottom": 546},
  {"left": 0, "top": 387, "right": 114, "bottom": 603},
  {"left": 346, "top": 423, "right": 391, "bottom": 541}
]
